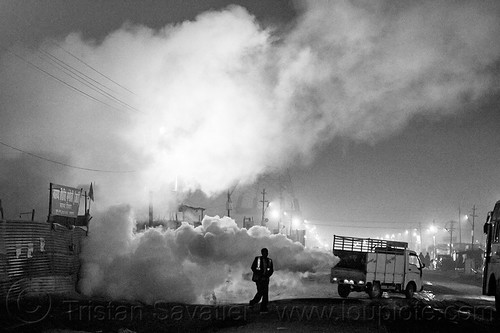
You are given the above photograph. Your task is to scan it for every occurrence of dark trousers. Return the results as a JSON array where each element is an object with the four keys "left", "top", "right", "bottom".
[{"left": 250, "top": 280, "right": 269, "bottom": 310}]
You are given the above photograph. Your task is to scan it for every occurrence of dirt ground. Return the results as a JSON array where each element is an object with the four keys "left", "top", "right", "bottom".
[{"left": 1, "top": 269, "right": 497, "bottom": 333}]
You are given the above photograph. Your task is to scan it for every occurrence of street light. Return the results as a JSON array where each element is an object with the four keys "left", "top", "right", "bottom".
[
  {"left": 292, "top": 217, "right": 302, "bottom": 229},
  {"left": 465, "top": 206, "right": 477, "bottom": 250},
  {"left": 465, "top": 214, "right": 470, "bottom": 249}
]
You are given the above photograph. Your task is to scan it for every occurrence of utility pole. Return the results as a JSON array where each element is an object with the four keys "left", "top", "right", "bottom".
[
  {"left": 260, "top": 189, "right": 268, "bottom": 226},
  {"left": 226, "top": 190, "right": 232, "bottom": 217},
  {"left": 432, "top": 219, "right": 437, "bottom": 259},
  {"left": 278, "top": 189, "right": 283, "bottom": 233},
  {"left": 458, "top": 205, "right": 462, "bottom": 246},
  {"left": 445, "top": 221, "right": 456, "bottom": 255},
  {"left": 449, "top": 222, "right": 454, "bottom": 255},
  {"left": 418, "top": 222, "right": 423, "bottom": 253},
  {"left": 149, "top": 191, "right": 153, "bottom": 228},
  {"left": 278, "top": 175, "right": 284, "bottom": 234},
  {"left": 470, "top": 205, "right": 478, "bottom": 249}
]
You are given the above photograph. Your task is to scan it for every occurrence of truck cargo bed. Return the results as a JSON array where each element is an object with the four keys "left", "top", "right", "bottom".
[
  {"left": 330, "top": 267, "right": 366, "bottom": 283},
  {"left": 333, "top": 235, "right": 407, "bottom": 253}
]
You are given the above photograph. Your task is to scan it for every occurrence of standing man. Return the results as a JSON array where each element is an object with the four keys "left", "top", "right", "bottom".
[{"left": 250, "top": 248, "right": 274, "bottom": 313}]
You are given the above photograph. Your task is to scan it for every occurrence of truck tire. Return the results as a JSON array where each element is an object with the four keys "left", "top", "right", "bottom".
[
  {"left": 368, "top": 282, "right": 382, "bottom": 299},
  {"left": 405, "top": 282, "right": 416, "bottom": 299},
  {"left": 338, "top": 284, "right": 350, "bottom": 298}
]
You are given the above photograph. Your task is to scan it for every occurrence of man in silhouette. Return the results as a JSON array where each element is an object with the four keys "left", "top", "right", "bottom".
[
  {"left": 250, "top": 248, "right": 274, "bottom": 313},
  {"left": 424, "top": 252, "right": 431, "bottom": 268}
]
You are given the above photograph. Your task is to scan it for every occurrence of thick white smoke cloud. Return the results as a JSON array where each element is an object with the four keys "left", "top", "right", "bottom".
[
  {"left": 2, "top": 1, "right": 499, "bottom": 209},
  {"left": 1, "top": 0, "right": 500, "bottom": 303},
  {"left": 79, "top": 205, "right": 335, "bottom": 304},
  {"left": 279, "top": 0, "right": 500, "bottom": 144}
]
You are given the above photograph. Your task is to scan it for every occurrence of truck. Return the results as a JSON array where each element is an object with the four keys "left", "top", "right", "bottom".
[
  {"left": 482, "top": 200, "right": 500, "bottom": 312},
  {"left": 330, "top": 235, "right": 424, "bottom": 299}
]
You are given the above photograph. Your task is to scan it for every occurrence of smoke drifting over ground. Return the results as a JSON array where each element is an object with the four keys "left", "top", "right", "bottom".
[
  {"left": 1, "top": 0, "right": 499, "bottom": 209},
  {"left": 79, "top": 206, "right": 335, "bottom": 304},
  {"left": 1, "top": 0, "right": 500, "bottom": 303}
]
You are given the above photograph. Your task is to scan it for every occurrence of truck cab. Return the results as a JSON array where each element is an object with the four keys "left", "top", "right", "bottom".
[
  {"left": 330, "top": 235, "right": 424, "bottom": 299},
  {"left": 405, "top": 250, "right": 425, "bottom": 295}
]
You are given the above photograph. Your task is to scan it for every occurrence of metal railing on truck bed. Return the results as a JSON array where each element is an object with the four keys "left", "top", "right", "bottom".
[{"left": 333, "top": 235, "right": 407, "bottom": 254}]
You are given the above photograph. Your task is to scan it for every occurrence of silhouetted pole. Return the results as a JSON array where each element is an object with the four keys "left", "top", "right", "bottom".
[
  {"left": 470, "top": 205, "right": 477, "bottom": 249},
  {"left": 445, "top": 220, "right": 456, "bottom": 255},
  {"left": 260, "top": 189, "right": 268, "bottom": 226},
  {"left": 226, "top": 191, "right": 232, "bottom": 217},
  {"left": 458, "top": 205, "right": 462, "bottom": 245},
  {"left": 149, "top": 191, "right": 153, "bottom": 228}
]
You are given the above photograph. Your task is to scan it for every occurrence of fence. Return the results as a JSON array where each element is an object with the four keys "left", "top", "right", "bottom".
[{"left": 0, "top": 219, "right": 87, "bottom": 297}]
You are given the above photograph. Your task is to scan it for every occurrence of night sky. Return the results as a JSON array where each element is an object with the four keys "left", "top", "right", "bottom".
[{"left": 1, "top": 0, "right": 499, "bottom": 250}]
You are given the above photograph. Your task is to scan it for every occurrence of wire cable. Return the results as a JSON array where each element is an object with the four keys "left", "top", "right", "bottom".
[
  {"left": 38, "top": 49, "right": 141, "bottom": 113},
  {"left": 1, "top": 46, "right": 136, "bottom": 115},
  {"left": 0, "top": 140, "right": 136, "bottom": 173},
  {"left": 52, "top": 41, "right": 137, "bottom": 96}
]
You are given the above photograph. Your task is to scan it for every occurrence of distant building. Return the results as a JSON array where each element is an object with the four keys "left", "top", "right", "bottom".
[
  {"left": 136, "top": 203, "right": 206, "bottom": 231},
  {"left": 177, "top": 204, "right": 205, "bottom": 227}
]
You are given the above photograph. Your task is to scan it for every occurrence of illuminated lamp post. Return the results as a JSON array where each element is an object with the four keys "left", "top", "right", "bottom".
[{"left": 465, "top": 205, "right": 477, "bottom": 250}]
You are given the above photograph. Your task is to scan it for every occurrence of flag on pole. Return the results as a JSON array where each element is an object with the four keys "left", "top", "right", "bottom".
[{"left": 89, "top": 183, "right": 94, "bottom": 202}]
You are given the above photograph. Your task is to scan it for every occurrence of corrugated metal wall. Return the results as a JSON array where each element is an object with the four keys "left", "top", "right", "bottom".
[{"left": 0, "top": 219, "right": 86, "bottom": 297}]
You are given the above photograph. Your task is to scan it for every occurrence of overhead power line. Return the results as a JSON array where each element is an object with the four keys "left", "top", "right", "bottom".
[
  {"left": 0, "top": 45, "right": 141, "bottom": 173},
  {"left": 305, "top": 220, "right": 424, "bottom": 230},
  {"left": 315, "top": 225, "right": 410, "bottom": 230},
  {"left": 52, "top": 41, "right": 137, "bottom": 96},
  {"left": 1, "top": 45, "right": 140, "bottom": 115},
  {"left": 37, "top": 48, "right": 141, "bottom": 113},
  {"left": 307, "top": 219, "right": 424, "bottom": 225},
  {"left": 0, "top": 140, "right": 136, "bottom": 173}
]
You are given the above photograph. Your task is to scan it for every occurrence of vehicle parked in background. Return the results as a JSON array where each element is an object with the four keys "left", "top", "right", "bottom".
[
  {"left": 330, "top": 235, "right": 424, "bottom": 299},
  {"left": 435, "top": 254, "right": 455, "bottom": 271}
]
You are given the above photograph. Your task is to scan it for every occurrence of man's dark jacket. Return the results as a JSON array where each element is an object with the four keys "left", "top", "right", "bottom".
[{"left": 251, "top": 256, "right": 274, "bottom": 282}]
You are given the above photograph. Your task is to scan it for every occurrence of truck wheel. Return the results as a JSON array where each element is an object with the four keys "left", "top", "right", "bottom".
[
  {"left": 338, "top": 284, "right": 350, "bottom": 298},
  {"left": 405, "top": 282, "right": 416, "bottom": 299},
  {"left": 369, "top": 282, "right": 382, "bottom": 299}
]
